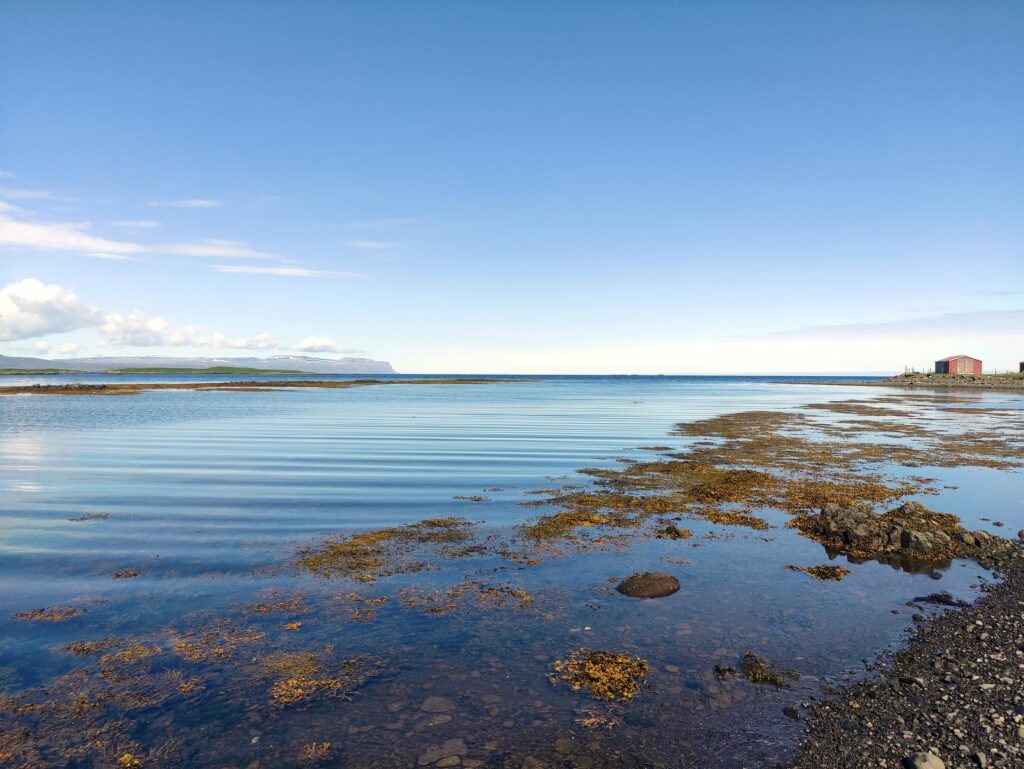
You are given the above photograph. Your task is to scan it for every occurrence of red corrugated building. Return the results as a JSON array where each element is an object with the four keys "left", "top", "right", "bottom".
[{"left": 935, "top": 355, "right": 982, "bottom": 375}]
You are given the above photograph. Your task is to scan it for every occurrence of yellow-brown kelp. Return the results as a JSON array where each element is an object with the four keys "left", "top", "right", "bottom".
[
  {"left": 294, "top": 516, "right": 475, "bottom": 581},
  {"left": 551, "top": 648, "right": 649, "bottom": 701}
]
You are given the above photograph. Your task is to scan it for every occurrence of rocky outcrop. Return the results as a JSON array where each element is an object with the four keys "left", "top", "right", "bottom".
[
  {"left": 789, "top": 501, "right": 1011, "bottom": 565},
  {"left": 715, "top": 651, "right": 797, "bottom": 686},
  {"left": 656, "top": 523, "right": 692, "bottom": 540}
]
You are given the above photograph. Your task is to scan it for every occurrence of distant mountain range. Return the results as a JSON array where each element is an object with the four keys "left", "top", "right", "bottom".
[{"left": 0, "top": 354, "right": 396, "bottom": 374}]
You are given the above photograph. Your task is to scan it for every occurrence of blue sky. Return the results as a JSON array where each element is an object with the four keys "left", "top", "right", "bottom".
[{"left": 0, "top": 1, "right": 1021, "bottom": 373}]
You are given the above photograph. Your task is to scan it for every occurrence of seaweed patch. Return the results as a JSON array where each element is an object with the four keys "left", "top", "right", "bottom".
[
  {"left": 294, "top": 517, "right": 475, "bottom": 581},
  {"left": 551, "top": 648, "right": 649, "bottom": 701},
  {"left": 785, "top": 564, "right": 852, "bottom": 581}
]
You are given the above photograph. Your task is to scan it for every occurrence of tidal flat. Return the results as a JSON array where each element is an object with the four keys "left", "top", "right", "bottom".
[{"left": 0, "top": 376, "right": 1021, "bottom": 768}]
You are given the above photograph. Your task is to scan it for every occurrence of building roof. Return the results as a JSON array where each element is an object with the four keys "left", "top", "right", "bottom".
[{"left": 937, "top": 355, "right": 981, "bottom": 362}]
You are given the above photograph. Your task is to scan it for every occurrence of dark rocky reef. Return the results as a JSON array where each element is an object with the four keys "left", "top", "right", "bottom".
[{"left": 789, "top": 502, "right": 1012, "bottom": 567}]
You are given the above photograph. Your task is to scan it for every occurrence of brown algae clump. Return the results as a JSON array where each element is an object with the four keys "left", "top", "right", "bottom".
[
  {"left": 299, "top": 742, "right": 333, "bottom": 764},
  {"left": 397, "top": 581, "right": 537, "bottom": 615},
  {"left": 13, "top": 606, "right": 81, "bottom": 622},
  {"left": 523, "top": 396, "right": 1024, "bottom": 561},
  {"left": 294, "top": 517, "right": 475, "bottom": 581},
  {"left": 245, "top": 593, "right": 306, "bottom": 615},
  {"left": 172, "top": 626, "right": 266, "bottom": 663},
  {"left": 264, "top": 652, "right": 381, "bottom": 705},
  {"left": 65, "top": 639, "right": 121, "bottom": 656},
  {"left": 551, "top": 648, "right": 649, "bottom": 701},
  {"left": 785, "top": 564, "right": 852, "bottom": 581}
]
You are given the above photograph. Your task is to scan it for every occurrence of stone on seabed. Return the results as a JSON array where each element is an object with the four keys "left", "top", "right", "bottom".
[
  {"left": 615, "top": 571, "right": 680, "bottom": 598},
  {"left": 902, "top": 752, "right": 944, "bottom": 769}
]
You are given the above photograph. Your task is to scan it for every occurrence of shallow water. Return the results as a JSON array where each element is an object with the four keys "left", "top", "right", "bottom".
[{"left": 1, "top": 376, "right": 1021, "bottom": 768}]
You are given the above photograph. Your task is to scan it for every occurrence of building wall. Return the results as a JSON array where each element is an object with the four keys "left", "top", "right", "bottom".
[{"left": 935, "top": 357, "right": 982, "bottom": 375}]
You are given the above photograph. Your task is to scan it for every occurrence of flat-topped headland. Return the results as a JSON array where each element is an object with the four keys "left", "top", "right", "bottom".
[{"left": 0, "top": 378, "right": 509, "bottom": 396}]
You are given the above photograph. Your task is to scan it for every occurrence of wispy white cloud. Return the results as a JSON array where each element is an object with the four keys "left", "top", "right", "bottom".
[
  {"left": 755, "top": 310, "right": 1024, "bottom": 340},
  {"left": 213, "top": 265, "right": 363, "bottom": 278},
  {"left": 0, "top": 171, "right": 17, "bottom": 179},
  {"left": 0, "top": 212, "right": 144, "bottom": 255},
  {"left": 298, "top": 336, "right": 358, "bottom": 353},
  {"left": 195, "top": 332, "right": 279, "bottom": 350},
  {"left": 347, "top": 240, "right": 400, "bottom": 250},
  {"left": 0, "top": 186, "right": 54, "bottom": 200},
  {"left": 962, "top": 290, "right": 1024, "bottom": 297},
  {"left": 88, "top": 252, "right": 136, "bottom": 261},
  {"left": 147, "top": 198, "right": 222, "bottom": 208},
  {"left": 0, "top": 208, "right": 278, "bottom": 262},
  {"left": 346, "top": 218, "right": 417, "bottom": 229},
  {"left": 0, "top": 278, "right": 101, "bottom": 341},
  {"left": 114, "top": 219, "right": 161, "bottom": 229},
  {"left": 158, "top": 239, "right": 275, "bottom": 259}
]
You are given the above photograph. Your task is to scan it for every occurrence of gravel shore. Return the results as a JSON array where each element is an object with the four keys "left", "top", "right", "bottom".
[
  {"left": 826, "top": 374, "right": 1024, "bottom": 392},
  {"left": 787, "top": 545, "right": 1024, "bottom": 769}
]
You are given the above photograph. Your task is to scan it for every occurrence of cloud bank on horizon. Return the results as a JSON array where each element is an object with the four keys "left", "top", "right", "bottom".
[
  {"left": 0, "top": 278, "right": 352, "bottom": 357},
  {"left": 0, "top": 2, "right": 1020, "bottom": 373}
]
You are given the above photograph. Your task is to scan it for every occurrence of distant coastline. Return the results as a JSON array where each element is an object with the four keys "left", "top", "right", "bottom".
[
  {"left": 0, "top": 353, "right": 396, "bottom": 375},
  {"left": 0, "top": 378, "right": 509, "bottom": 396},
  {"left": 0, "top": 366, "right": 306, "bottom": 375}
]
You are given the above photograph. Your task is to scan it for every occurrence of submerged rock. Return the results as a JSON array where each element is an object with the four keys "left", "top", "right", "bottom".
[
  {"left": 902, "top": 752, "right": 945, "bottom": 769},
  {"left": 615, "top": 572, "right": 680, "bottom": 598},
  {"left": 420, "top": 696, "right": 456, "bottom": 713},
  {"left": 417, "top": 738, "right": 467, "bottom": 766},
  {"left": 656, "top": 523, "right": 692, "bottom": 540},
  {"left": 717, "top": 651, "right": 797, "bottom": 686},
  {"left": 738, "top": 651, "right": 797, "bottom": 685},
  {"left": 911, "top": 591, "right": 968, "bottom": 608}
]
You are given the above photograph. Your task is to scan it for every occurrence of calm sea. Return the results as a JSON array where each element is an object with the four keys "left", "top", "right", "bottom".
[{"left": 2, "top": 375, "right": 1022, "bottom": 768}]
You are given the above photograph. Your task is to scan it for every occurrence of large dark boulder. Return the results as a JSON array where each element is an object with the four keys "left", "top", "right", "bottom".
[{"left": 616, "top": 572, "right": 680, "bottom": 599}]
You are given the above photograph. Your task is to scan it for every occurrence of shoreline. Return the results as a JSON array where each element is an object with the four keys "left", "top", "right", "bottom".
[
  {"left": 0, "top": 378, "right": 510, "bottom": 397},
  {"left": 788, "top": 544, "right": 1024, "bottom": 769},
  {"left": 808, "top": 374, "right": 1024, "bottom": 393}
]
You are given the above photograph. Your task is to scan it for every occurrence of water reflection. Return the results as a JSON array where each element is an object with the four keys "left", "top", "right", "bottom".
[{"left": 0, "top": 377, "right": 1020, "bottom": 768}]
